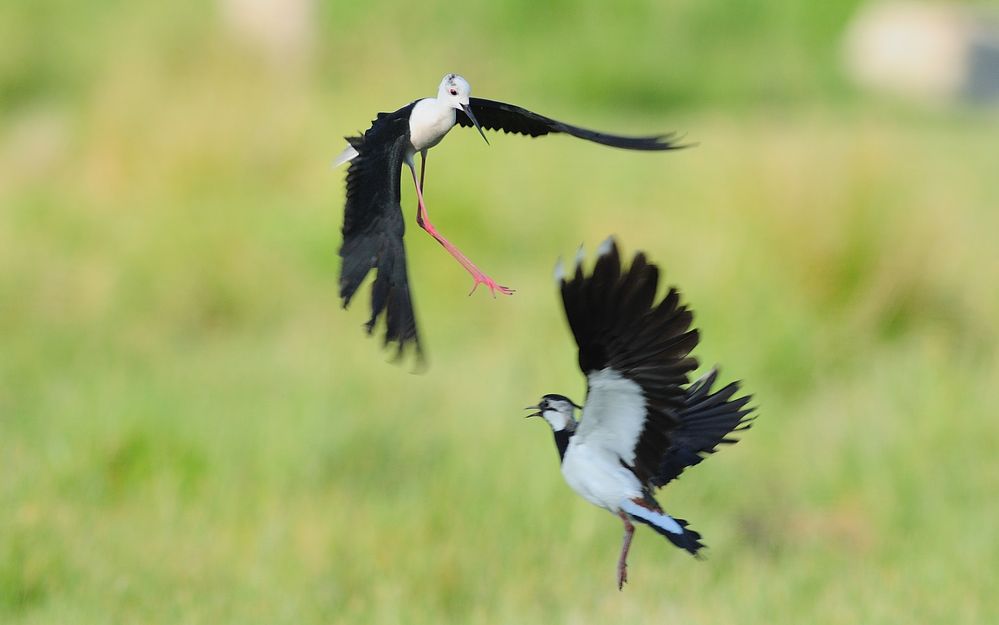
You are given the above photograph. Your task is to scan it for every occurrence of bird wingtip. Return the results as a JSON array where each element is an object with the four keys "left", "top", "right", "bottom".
[
  {"left": 596, "top": 236, "right": 616, "bottom": 258},
  {"left": 554, "top": 256, "right": 566, "bottom": 284},
  {"left": 574, "top": 243, "right": 587, "bottom": 270}
]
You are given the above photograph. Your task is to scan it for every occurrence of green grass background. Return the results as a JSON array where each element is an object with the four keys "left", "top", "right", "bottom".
[{"left": 2, "top": 0, "right": 998, "bottom": 622}]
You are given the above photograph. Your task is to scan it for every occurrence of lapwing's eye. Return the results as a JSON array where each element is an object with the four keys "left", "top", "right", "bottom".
[{"left": 449, "top": 88, "right": 458, "bottom": 96}]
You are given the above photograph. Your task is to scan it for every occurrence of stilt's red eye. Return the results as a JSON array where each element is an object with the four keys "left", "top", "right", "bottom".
[{"left": 449, "top": 88, "right": 458, "bottom": 96}]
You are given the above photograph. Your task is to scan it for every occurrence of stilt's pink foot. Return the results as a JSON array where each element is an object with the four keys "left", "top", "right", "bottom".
[
  {"left": 468, "top": 274, "right": 515, "bottom": 297},
  {"left": 408, "top": 165, "right": 514, "bottom": 297},
  {"left": 617, "top": 563, "right": 628, "bottom": 590}
]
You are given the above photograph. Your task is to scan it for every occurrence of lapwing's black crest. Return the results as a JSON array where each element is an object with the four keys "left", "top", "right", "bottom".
[{"left": 528, "top": 238, "right": 755, "bottom": 589}]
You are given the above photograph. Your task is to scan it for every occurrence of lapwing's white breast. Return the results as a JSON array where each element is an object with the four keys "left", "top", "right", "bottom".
[
  {"left": 559, "top": 368, "right": 648, "bottom": 512},
  {"left": 409, "top": 98, "right": 457, "bottom": 152},
  {"left": 561, "top": 439, "right": 644, "bottom": 512}
]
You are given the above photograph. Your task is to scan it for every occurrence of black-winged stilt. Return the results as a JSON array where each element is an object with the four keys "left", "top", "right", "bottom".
[
  {"left": 335, "top": 74, "right": 682, "bottom": 359},
  {"left": 525, "top": 238, "right": 754, "bottom": 590}
]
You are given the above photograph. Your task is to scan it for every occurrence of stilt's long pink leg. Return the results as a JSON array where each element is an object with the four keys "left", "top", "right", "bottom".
[
  {"left": 617, "top": 512, "right": 635, "bottom": 591},
  {"left": 408, "top": 164, "right": 513, "bottom": 297}
]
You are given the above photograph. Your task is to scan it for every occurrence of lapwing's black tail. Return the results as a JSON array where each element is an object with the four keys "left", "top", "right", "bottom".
[
  {"left": 644, "top": 515, "right": 704, "bottom": 557},
  {"left": 620, "top": 499, "right": 705, "bottom": 557}
]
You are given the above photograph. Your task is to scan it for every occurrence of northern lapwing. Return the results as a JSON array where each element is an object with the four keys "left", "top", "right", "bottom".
[
  {"left": 526, "top": 238, "right": 754, "bottom": 590},
  {"left": 335, "top": 74, "right": 683, "bottom": 360}
]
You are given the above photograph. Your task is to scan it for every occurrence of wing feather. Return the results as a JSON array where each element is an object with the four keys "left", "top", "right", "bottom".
[
  {"left": 339, "top": 104, "right": 423, "bottom": 361},
  {"left": 653, "top": 369, "right": 756, "bottom": 487},
  {"left": 456, "top": 98, "right": 684, "bottom": 151},
  {"left": 561, "top": 239, "right": 698, "bottom": 485}
]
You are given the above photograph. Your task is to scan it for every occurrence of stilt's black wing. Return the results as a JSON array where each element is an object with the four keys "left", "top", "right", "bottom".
[
  {"left": 559, "top": 238, "right": 699, "bottom": 487},
  {"left": 456, "top": 97, "right": 682, "bottom": 150},
  {"left": 653, "top": 368, "right": 755, "bottom": 487},
  {"left": 339, "top": 103, "right": 423, "bottom": 361}
]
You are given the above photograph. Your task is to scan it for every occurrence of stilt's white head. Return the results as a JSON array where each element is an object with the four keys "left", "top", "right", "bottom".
[
  {"left": 437, "top": 73, "right": 488, "bottom": 144},
  {"left": 526, "top": 394, "right": 580, "bottom": 432},
  {"left": 438, "top": 73, "right": 472, "bottom": 108}
]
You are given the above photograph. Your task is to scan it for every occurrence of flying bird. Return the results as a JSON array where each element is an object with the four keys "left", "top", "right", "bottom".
[
  {"left": 526, "top": 238, "right": 754, "bottom": 590},
  {"left": 335, "top": 74, "right": 683, "bottom": 359}
]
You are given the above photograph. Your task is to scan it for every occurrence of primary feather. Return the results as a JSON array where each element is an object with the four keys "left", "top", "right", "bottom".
[{"left": 456, "top": 98, "right": 683, "bottom": 150}]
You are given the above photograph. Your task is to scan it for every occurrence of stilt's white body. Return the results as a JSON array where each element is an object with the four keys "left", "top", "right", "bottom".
[{"left": 408, "top": 98, "right": 456, "bottom": 152}]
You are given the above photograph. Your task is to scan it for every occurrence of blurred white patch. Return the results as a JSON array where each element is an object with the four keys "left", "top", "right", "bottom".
[
  {"left": 597, "top": 236, "right": 615, "bottom": 258},
  {"left": 574, "top": 244, "right": 586, "bottom": 270},
  {"left": 842, "top": 2, "right": 999, "bottom": 104},
  {"left": 221, "top": 0, "right": 315, "bottom": 66},
  {"left": 0, "top": 109, "right": 69, "bottom": 183}
]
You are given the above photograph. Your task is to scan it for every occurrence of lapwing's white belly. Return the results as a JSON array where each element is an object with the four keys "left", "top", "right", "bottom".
[
  {"left": 561, "top": 440, "right": 643, "bottom": 513},
  {"left": 409, "top": 98, "right": 456, "bottom": 152}
]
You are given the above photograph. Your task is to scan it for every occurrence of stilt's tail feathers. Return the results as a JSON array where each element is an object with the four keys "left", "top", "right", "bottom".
[{"left": 333, "top": 143, "right": 359, "bottom": 168}]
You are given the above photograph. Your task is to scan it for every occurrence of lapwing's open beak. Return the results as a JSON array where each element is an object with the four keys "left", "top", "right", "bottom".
[
  {"left": 524, "top": 405, "right": 542, "bottom": 419},
  {"left": 461, "top": 103, "right": 489, "bottom": 145}
]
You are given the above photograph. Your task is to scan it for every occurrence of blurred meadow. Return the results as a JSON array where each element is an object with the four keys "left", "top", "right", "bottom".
[{"left": 2, "top": 0, "right": 998, "bottom": 623}]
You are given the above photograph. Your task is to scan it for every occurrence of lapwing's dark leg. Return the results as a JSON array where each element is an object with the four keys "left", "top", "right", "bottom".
[
  {"left": 616, "top": 511, "right": 635, "bottom": 590},
  {"left": 407, "top": 163, "right": 514, "bottom": 297}
]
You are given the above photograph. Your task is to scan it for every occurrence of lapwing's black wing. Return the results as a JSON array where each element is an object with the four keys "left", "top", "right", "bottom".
[
  {"left": 558, "top": 239, "right": 699, "bottom": 487},
  {"left": 653, "top": 368, "right": 755, "bottom": 487},
  {"left": 339, "top": 103, "right": 423, "bottom": 361},
  {"left": 455, "top": 98, "right": 682, "bottom": 151}
]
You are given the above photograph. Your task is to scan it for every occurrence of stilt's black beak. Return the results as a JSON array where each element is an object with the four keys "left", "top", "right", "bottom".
[
  {"left": 461, "top": 103, "right": 489, "bottom": 145},
  {"left": 524, "top": 405, "right": 542, "bottom": 419}
]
